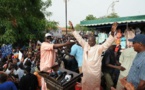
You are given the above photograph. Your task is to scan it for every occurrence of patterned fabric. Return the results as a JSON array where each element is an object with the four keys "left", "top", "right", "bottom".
[
  {"left": 1, "top": 44, "right": 12, "bottom": 58},
  {"left": 127, "top": 51, "right": 145, "bottom": 89}
]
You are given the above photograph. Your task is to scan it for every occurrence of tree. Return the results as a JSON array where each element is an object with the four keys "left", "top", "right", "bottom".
[
  {"left": 0, "top": 0, "right": 55, "bottom": 47},
  {"left": 84, "top": 12, "right": 119, "bottom": 21},
  {"left": 45, "top": 20, "right": 59, "bottom": 32},
  {"left": 85, "top": 14, "right": 97, "bottom": 20},
  {"left": 75, "top": 24, "right": 89, "bottom": 31},
  {"left": 98, "top": 12, "right": 119, "bottom": 19},
  {"left": 106, "top": 12, "right": 119, "bottom": 18}
]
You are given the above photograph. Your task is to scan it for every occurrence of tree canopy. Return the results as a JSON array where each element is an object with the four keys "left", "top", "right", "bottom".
[
  {"left": 84, "top": 13, "right": 119, "bottom": 21},
  {"left": 77, "top": 13, "right": 120, "bottom": 31},
  {"left": 75, "top": 24, "right": 89, "bottom": 31},
  {"left": 0, "top": 0, "right": 57, "bottom": 47},
  {"left": 85, "top": 14, "right": 97, "bottom": 20}
]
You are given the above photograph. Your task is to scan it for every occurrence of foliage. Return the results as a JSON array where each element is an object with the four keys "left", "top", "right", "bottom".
[
  {"left": 75, "top": 24, "right": 89, "bottom": 31},
  {"left": 106, "top": 12, "right": 119, "bottom": 18},
  {"left": 0, "top": 0, "right": 57, "bottom": 47},
  {"left": 84, "top": 12, "right": 119, "bottom": 21},
  {"left": 85, "top": 14, "right": 97, "bottom": 20},
  {"left": 45, "top": 20, "right": 59, "bottom": 32},
  {"left": 98, "top": 12, "right": 119, "bottom": 19}
]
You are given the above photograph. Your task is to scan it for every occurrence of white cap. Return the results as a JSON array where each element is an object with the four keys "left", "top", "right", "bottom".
[{"left": 45, "top": 33, "right": 52, "bottom": 37}]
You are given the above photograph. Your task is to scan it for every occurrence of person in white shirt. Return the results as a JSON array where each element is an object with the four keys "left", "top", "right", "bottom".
[
  {"left": 69, "top": 21, "right": 117, "bottom": 90},
  {"left": 116, "top": 47, "right": 137, "bottom": 90}
]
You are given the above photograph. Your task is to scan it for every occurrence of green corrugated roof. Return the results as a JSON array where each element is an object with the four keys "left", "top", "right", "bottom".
[{"left": 80, "top": 15, "right": 145, "bottom": 26}]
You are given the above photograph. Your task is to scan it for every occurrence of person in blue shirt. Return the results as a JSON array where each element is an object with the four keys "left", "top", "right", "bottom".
[
  {"left": 120, "top": 35, "right": 126, "bottom": 49},
  {"left": 70, "top": 40, "right": 83, "bottom": 73},
  {"left": 127, "top": 34, "right": 145, "bottom": 90},
  {"left": 0, "top": 71, "right": 17, "bottom": 90}
]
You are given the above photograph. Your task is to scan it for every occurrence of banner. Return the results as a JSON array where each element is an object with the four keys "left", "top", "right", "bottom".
[{"left": 1, "top": 44, "right": 12, "bottom": 58}]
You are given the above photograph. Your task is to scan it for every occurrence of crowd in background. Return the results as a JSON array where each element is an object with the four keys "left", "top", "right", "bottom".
[{"left": 0, "top": 24, "right": 145, "bottom": 90}]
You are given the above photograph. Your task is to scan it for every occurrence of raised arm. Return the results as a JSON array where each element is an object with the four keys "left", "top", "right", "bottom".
[
  {"left": 100, "top": 22, "right": 118, "bottom": 51},
  {"left": 69, "top": 21, "right": 86, "bottom": 48},
  {"left": 110, "top": 22, "right": 118, "bottom": 37}
]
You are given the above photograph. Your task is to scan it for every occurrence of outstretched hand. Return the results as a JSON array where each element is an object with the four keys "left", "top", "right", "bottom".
[
  {"left": 65, "top": 40, "right": 75, "bottom": 45},
  {"left": 111, "top": 22, "right": 118, "bottom": 36},
  {"left": 69, "top": 21, "right": 74, "bottom": 31},
  {"left": 120, "top": 78, "right": 135, "bottom": 90},
  {"left": 118, "top": 66, "right": 126, "bottom": 71}
]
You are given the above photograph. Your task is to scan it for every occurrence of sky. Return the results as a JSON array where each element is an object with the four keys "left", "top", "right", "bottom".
[{"left": 46, "top": 0, "right": 145, "bottom": 27}]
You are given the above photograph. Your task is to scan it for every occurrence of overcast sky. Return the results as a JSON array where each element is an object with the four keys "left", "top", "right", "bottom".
[{"left": 46, "top": 0, "right": 145, "bottom": 27}]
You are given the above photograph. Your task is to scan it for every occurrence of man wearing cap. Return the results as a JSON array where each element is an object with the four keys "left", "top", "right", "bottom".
[
  {"left": 126, "top": 34, "right": 145, "bottom": 90},
  {"left": 40, "top": 33, "right": 74, "bottom": 90}
]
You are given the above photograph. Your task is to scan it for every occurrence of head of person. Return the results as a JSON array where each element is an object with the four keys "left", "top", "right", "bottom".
[
  {"left": 12, "top": 58, "right": 16, "bottom": 63},
  {"left": 109, "top": 45, "right": 116, "bottom": 51},
  {"left": 45, "top": 33, "right": 53, "bottom": 43},
  {"left": 24, "top": 60, "right": 32, "bottom": 67},
  {"left": 24, "top": 66, "right": 31, "bottom": 74},
  {"left": 129, "top": 34, "right": 145, "bottom": 53},
  {"left": 88, "top": 35, "right": 96, "bottom": 47},
  {"left": 0, "top": 71, "right": 8, "bottom": 83}
]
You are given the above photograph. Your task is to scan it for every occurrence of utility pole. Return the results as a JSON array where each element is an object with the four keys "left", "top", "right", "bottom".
[{"left": 64, "top": 0, "right": 68, "bottom": 34}]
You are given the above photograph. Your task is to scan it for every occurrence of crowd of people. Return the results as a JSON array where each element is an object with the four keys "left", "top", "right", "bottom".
[{"left": 0, "top": 21, "right": 145, "bottom": 90}]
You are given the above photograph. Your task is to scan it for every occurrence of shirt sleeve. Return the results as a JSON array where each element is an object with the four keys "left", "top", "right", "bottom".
[
  {"left": 72, "top": 31, "right": 86, "bottom": 48},
  {"left": 100, "top": 35, "right": 115, "bottom": 52},
  {"left": 70, "top": 45, "right": 77, "bottom": 56}
]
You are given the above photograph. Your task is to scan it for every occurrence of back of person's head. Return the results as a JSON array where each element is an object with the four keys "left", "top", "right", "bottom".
[
  {"left": 24, "top": 66, "right": 31, "bottom": 74},
  {"left": 18, "top": 63, "right": 24, "bottom": 69},
  {"left": 109, "top": 45, "right": 116, "bottom": 51},
  {"left": 24, "top": 60, "right": 32, "bottom": 67},
  {"left": 0, "top": 71, "right": 8, "bottom": 83}
]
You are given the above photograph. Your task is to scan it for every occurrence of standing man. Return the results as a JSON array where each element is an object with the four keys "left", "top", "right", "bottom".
[
  {"left": 69, "top": 21, "right": 117, "bottom": 90},
  {"left": 116, "top": 46, "right": 137, "bottom": 90},
  {"left": 19, "top": 66, "right": 38, "bottom": 90},
  {"left": 40, "top": 33, "right": 74, "bottom": 90},
  {"left": 126, "top": 34, "right": 145, "bottom": 90},
  {"left": 102, "top": 45, "right": 126, "bottom": 90},
  {"left": 70, "top": 40, "right": 83, "bottom": 73}
]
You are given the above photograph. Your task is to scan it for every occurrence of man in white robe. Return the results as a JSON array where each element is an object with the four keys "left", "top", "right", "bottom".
[{"left": 69, "top": 21, "right": 117, "bottom": 90}]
